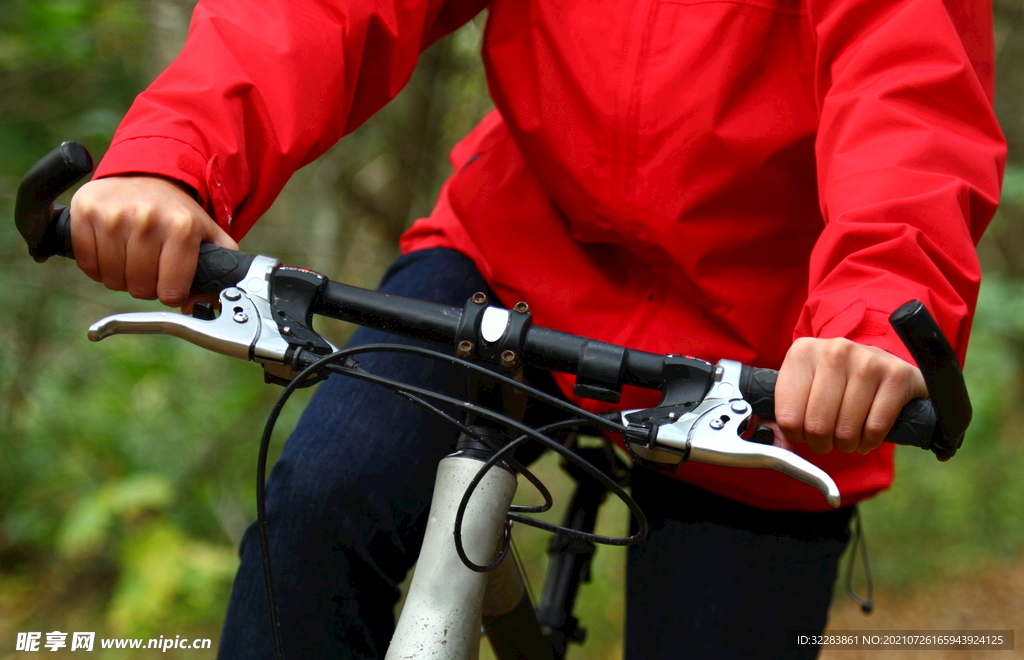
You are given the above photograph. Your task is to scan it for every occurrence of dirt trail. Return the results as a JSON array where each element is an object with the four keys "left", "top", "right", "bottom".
[{"left": 821, "top": 555, "right": 1024, "bottom": 659}]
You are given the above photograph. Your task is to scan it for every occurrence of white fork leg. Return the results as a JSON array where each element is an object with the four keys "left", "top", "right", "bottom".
[{"left": 386, "top": 455, "right": 518, "bottom": 660}]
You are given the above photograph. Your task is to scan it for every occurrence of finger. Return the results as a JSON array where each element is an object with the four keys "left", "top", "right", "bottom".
[
  {"left": 176, "top": 214, "right": 238, "bottom": 310},
  {"left": 833, "top": 372, "right": 879, "bottom": 454},
  {"left": 70, "top": 193, "right": 101, "bottom": 283},
  {"left": 774, "top": 340, "right": 815, "bottom": 446},
  {"left": 751, "top": 419, "right": 795, "bottom": 452},
  {"left": 203, "top": 221, "right": 240, "bottom": 251},
  {"left": 94, "top": 210, "right": 128, "bottom": 292},
  {"left": 155, "top": 214, "right": 202, "bottom": 307},
  {"left": 124, "top": 231, "right": 162, "bottom": 300},
  {"left": 801, "top": 364, "right": 848, "bottom": 455},
  {"left": 859, "top": 368, "right": 921, "bottom": 454}
]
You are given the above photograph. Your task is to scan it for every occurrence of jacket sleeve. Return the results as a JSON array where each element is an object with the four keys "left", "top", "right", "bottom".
[
  {"left": 796, "top": 0, "right": 1006, "bottom": 364},
  {"left": 93, "top": 0, "right": 488, "bottom": 240}
]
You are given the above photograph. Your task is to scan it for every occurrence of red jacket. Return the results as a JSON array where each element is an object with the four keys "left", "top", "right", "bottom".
[{"left": 96, "top": 0, "right": 1006, "bottom": 510}]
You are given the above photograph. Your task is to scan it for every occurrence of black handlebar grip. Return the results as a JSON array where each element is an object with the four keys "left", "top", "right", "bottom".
[
  {"left": 889, "top": 300, "right": 971, "bottom": 461},
  {"left": 737, "top": 363, "right": 937, "bottom": 450},
  {"left": 738, "top": 366, "right": 777, "bottom": 419},
  {"left": 883, "top": 398, "right": 936, "bottom": 451},
  {"left": 193, "top": 243, "right": 257, "bottom": 295},
  {"left": 15, "top": 141, "right": 94, "bottom": 262}
]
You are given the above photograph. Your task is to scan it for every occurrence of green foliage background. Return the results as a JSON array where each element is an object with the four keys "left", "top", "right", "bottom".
[{"left": 1, "top": 0, "right": 1023, "bottom": 657}]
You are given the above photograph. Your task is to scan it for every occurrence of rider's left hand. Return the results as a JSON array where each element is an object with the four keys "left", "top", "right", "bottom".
[{"left": 772, "top": 337, "right": 928, "bottom": 455}]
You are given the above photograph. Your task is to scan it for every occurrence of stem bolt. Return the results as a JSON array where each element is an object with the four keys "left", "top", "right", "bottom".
[
  {"left": 501, "top": 350, "right": 518, "bottom": 367},
  {"left": 513, "top": 301, "right": 529, "bottom": 313},
  {"left": 471, "top": 292, "right": 488, "bottom": 305},
  {"left": 457, "top": 340, "right": 474, "bottom": 358}
]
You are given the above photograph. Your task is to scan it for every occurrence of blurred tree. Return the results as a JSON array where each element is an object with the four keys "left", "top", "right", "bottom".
[{"left": 995, "top": 0, "right": 1024, "bottom": 163}]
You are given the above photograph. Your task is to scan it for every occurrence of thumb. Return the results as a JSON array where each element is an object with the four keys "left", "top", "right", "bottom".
[
  {"left": 181, "top": 223, "right": 242, "bottom": 314},
  {"left": 202, "top": 219, "right": 240, "bottom": 252}
]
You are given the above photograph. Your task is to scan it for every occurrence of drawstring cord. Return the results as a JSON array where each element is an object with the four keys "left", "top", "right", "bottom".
[{"left": 845, "top": 507, "right": 874, "bottom": 614}]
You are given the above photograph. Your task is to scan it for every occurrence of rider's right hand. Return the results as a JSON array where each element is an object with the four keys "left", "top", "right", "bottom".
[{"left": 69, "top": 175, "right": 239, "bottom": 308}]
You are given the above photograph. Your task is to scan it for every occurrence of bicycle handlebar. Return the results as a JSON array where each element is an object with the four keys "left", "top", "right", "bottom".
[
  {"left": 14, "top": 142, "right": 971, "bottom": 465},
  {"left": 115, "top": 237, "right": 964, "bottom": 460},
  {"left": 15, "top": 141, "right": 92, "bottom": 262}
]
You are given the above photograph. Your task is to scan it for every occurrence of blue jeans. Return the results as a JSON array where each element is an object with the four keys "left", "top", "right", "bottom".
[{"left": 218, "top": 248, "right": 852, "bottom": 660}]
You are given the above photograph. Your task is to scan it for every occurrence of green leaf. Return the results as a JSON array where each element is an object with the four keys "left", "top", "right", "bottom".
[{"left": 56, "top": 474, "right": 173, "bottom": 557}]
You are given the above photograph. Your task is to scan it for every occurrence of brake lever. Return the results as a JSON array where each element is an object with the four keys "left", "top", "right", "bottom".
[
  {"left": 87, "top": 254, "right": 337, "bottom": 384},
  {"left": 620, "top": 359, "right": 842, "bottom": 508},
  {"left": 88, "top": 287, "right": 262, "bottom": 361}
]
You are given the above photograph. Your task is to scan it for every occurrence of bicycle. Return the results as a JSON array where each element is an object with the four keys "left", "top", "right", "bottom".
[{"left": 15, "top": 142, "right": 973, "bottom": 660}]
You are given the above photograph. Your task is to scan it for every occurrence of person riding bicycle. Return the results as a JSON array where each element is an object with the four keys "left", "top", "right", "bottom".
[{"left": 67, "top": 0, "right": 1006, "bottom": 657}]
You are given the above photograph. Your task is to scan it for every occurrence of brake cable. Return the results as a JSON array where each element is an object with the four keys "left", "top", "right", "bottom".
[{"left": 255, "top": 343, "right": 647, "bottom": 660}]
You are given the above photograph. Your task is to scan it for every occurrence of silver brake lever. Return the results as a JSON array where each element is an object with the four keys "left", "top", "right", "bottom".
[
  {"left": 88, "top": 287, "right": 260, "bottom": 360},
  {"left": 86, "top": 255, "right": 334, "bottom": 382},
  {"left": 622, "top": 359, "right": 842, "bottom": 508}
]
